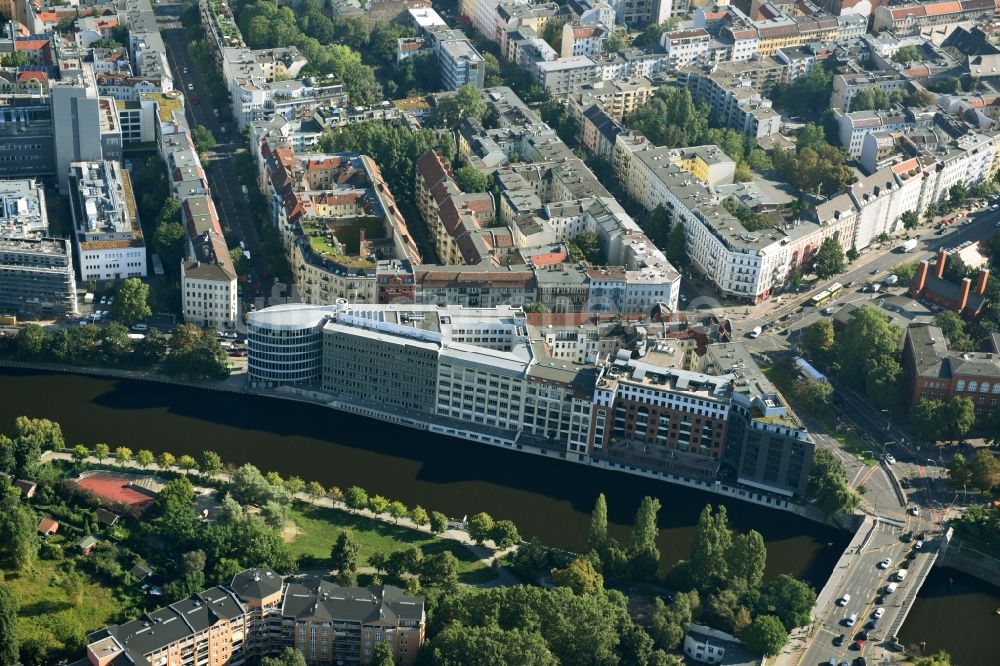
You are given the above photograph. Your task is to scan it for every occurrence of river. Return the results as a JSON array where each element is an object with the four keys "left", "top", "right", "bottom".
[{"left": 2, "top": 368, "right": 994, "bottom": 661}]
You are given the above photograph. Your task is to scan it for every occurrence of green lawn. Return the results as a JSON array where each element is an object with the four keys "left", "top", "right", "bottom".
[
  {"left": 287, "top": 503, "right": 497, "bottom": 585},
  {"left": 5, "top": 558, "right": 122, "bottom": 660}
]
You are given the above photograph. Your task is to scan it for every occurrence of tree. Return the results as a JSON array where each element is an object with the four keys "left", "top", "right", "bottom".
[
  {"left": 491, "top": 519, "right": 521, "bottom": 549},
  {"left": 588, "top": 493, "right": 609, "bottom": 553},
  {"left": 372, "top": 641, "right": 395, "bottom": 666},
  {"left": 158, "top": 451, "right": 176, "bottom": 469},
  {"left": 0, "top": 503, "right": 38, "bottom": 572},
  {"left": 728, "top": 529, "right": 767, "bottom": 590},
  {"left": 813, "top": 237, "right": 846, "bottom": 278},
  {"left": 1, "top": 51, "right": 30, "bottom": 67},
  {"left": 893, "top": 45, "right": 921, "bottom": 63},
  {"left": 740, "top": 614, "right": 788, "bottom": 656},
  {"left": 155, "top": 476, "right": 199, "bottom": 542},
  {"left": 794, "top": 378, "right": 833, "bottom": 413},
  {"left": 801, "top": 320, "right": 834, "bottom": 365},
  {"left": 468, "top": 512, "right": 495, "bottom": 545},
  {"left": 307, "top": 481, "right": 325, "bottom": 501},
  {"left": 948, "top": 452, "right": 971, "bottom": 487},
  {"left": 551, "top": 557, "right": 604, "bottom": 595},
  {"left": 454, "top": 166, "right": 490, "bottom": 193},
  {"left": 285, "top": 476, "right": 306, "bottom": 495},
  {"left": 420, "top": 551, "right": 459, "bottom": 589},
  {"left": 229, "top": 248, "right": 250, "bottom": 278},
  {"left": 111, "top": 278, "right": 152, "bottom": 325},
  {"left": 834, "top": 306, "right": 900, "bottom": 389},
  {"left": 949, "top": 182, "right": 968, "bottom": 209},
  {"left": 230, "top": 464, "right": 276, "bottom": 506},
  {"left": 94, "top": 442, "right": 111, "bottom": 462},
  {"left": 632, "top": 19, "right": 677, "bottom": 50},
  {"left": 0, "top": 584, "right": 18, "bottom": 666},
  {"left": 647, "top": 593, "right": 693, "bottom": 651},
  {"left": 912, "top": 398, "right": 947, "bottom": 442},
  {"left": 345, "top": 486, "right": 369, "bottom": 510},
  {"left": 436, "top": 84, "right": 488, "bottom": 129},
  {"left": 665, "top": 222, "right": 687, "bottom": 266},
  {"left": 934, "top": 310, "right": 974, "bottom": 350},
  {"left": 72, "top": 444, "right": 89, "bottom": 465},
  {"left": 566, "top": 231, "right": 602, "bottom": 264},
  {"left": 389, "top": 500, "right": 408, "bottom": 523},
  {"left": 690, "top": 505, "right": 731, "bottom": 589},
  {"left": 628, "top": 496, "right": 661, "bottom": 581},
  {"left": 133, "top": 449, "right": 154, "bottom": 470},
  {"left": 330, "top": 531, "right": 359, "bottom": 574},
  {"left": 411, "top": 505, "right": 429, "bottom": 527},
  {"left": 16, "top": 324, "right": 46, "bottom": 359},
  {"left": 369, "top": 494, "right": 390, "bottom": 514},
  {"left": 970, "top": 448, "right": 1000, "bottom": 492},
  {"left": 913, "top": 651, "right": 954, "bottom": 666},
  {"left": 808, "top": 449, "right": 860, "bottom": 516},
  {"left": 192, "top": 125, "right": 217, "bottom": 156},
  {"left": 901, "top": 210, "right": 920, "bottom": 229},
  {"left": 198, "top": 451, "right": 223, "bottom": 478},
  {"left": 261, "top": 648, "right": 308, "bottom": 666},
  {"left": 426, "top": 622, "right": 558, "bottom": 666},
  {"left": 114, "top": 446, "right": 134, "bottom": 466},
  {"left": 177, "top": 454, "right": 197, "bottom": 474},
  {"left": 430, "top": 511, "right": 449, "bottom": 533},
  {"left": 944, "top": 396, "right": 976, "bottom": 443},
  {"left": 755, "top": 575, "right": 816, "bottom": 630}
]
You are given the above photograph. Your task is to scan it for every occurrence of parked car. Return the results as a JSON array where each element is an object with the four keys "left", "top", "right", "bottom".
[
  {"left": 874, "top": 607, "right": 885, "bottom": 619},
  {"left": 878, "top": 557, "right": 892, "bottom": 569},
  {"left": 884, "top": 454, "right": 896, "bottom": 465},
  {"left": 837, "top": 594, "right": 851, "bottom": 606},
  {"left": 915, "top": 540, "right": 924, "bottom": 550}
]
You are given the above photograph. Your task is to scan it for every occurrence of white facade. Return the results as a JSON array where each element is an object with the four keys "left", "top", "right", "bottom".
[{"left": 181, "top": 265, "right": 238, "bottom": 331}]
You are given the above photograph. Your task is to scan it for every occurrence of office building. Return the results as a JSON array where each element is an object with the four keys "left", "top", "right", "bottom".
[{"left": 67, "top": 160, "right": 146, "bottom": 282}]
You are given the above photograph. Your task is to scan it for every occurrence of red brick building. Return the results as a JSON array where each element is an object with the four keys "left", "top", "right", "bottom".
[
  {"left": 903, "top": 323, "right": 1000, "bottom": 419},
  {"left": 908, "top": 249, "right": 989, "bottom": 319}
]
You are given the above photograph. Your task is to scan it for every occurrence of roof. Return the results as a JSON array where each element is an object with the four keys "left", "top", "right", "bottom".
[
  {"left": 77, "top": 535, "right": 100, "bottom": 550},
  {"left": 95, "top": 507, "right": 120, "bottom": 525},
  {"left": 38, "top": 517, "right": 59, "bottom": 533},
  {"left": 281, "top": 582, "right": 423, "bottom": 625},
  {"left": 230, "top": 568, "right": 283, "bottom": 601}
]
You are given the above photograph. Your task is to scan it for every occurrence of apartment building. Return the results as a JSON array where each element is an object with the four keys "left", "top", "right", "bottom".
[
  {"left": 617, "top": 0, "right": 673, "bottom": 27},
  {"left": 532, "top": 55, "right": 599, "bottom": 97},
  {"left": 566, "top": 77, "right": 656, "bottom": 122},
  {"left": 679, "top": 62, "right": 783, "bottom": 139},
  {"left": 830, "top": 71, "right": 908, "bottom": 112},
  {"left": 67, "top": 160, "right": 146, "bottom": 282},
  {"left": 561, "top": 21, "right": 611, "bottom": 58},
  {"left": 872, "top": 0, "right": 1000, "bottom": 39},
  {"left": 82, "top": 570, "right": 425, "bottom": 666},
  {"left": 0, "top": 237, "right": 77, "bottom": 317},
  {"left": 660, "top": 28, "right": 711, "bottom": 68},
  {"left": 834, "top": 108, "right": 920, "bottom": 158},
  {"left": 432, "top": 29, "right": 486, "bottom": 90}
]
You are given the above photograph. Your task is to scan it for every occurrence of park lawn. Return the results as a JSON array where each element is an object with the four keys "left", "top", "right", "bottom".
[
  {"left": 287, "top": 503, "right": 497, "bottom": 585},
  {"left": 5, "top": 558, "right": 122, "bottom": 659}
]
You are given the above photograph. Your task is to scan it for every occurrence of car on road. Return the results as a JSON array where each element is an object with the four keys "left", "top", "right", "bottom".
[
  {"left": 749, "top": 326, "right": 762, "bottom": 338},
  {"left": 900, "top": 478, "right": 912, "bottom": 489},
  {"left": 871, "top": 268, "right": 880, "bottom": 275},
  {"left": 884, "top": 454, "right": 896, "bottom": 465},
  {"left": 845, "top": 613, "right": 858, "bottom": 627},
  {"left": 837, "top": 594, "right": 851, "bottom": 606},
  {"left": 909, "top": 505, "right": 920, "bottom": 516},
  {"left": 183, "top": 67, "right": 189, "bottom": 73},
  {"left": 915, "top": 540, "right": 924, "bottom": 550},
  {"left": 873, "top": 607, "right": 885, "bottom": 619},
  {"left": 131, "top": 323, "right": 148, "bottom": 332},
  {"left": 222, "top": 331, "right": 238, "bottom": 339},
  {"left": 866, "top": 618, "right": 879, "bottom": 630},
  {"left": 834, "top": 634, "right": 845, "bottom": 646},
  {"left": 878, "top": 557, "right": 892, "bottom": 569},
  {"left": 854, "top": 658, "right": 867, "bottom": 666},
  {"left": 852, "top": 639, "right": 865, "bottom": 650},
  {"left": 187, "top": 83, "right": 194, "bottom": 90}
]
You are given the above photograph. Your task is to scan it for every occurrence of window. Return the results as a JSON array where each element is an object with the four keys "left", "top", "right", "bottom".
[
  {"left": 982, "top": 383, "right": 990, "bottom": 393},
  {"left": 956, "top": 380, "right": 965, "bottom": 392},
  {"left": 969, "top": 381, "right": 978, "bottom": 392}
]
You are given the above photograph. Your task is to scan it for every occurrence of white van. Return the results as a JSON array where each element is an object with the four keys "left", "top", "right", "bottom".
[
  {"left": 885, "top": 582, "right": 899, "bottom": 594},
  {"left": 895, "top": 569, "right": 908, "bottom": 582},
  {"left": 750, "top": 326, "right": 763, "bottom": 339},
  {"left": 846, "top": 613, "right": 858, "bottom": 627}
]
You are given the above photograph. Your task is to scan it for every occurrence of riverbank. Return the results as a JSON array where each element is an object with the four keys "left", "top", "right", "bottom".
[{"left": 0, "top": 357, "right": 834, "bottom": 527}]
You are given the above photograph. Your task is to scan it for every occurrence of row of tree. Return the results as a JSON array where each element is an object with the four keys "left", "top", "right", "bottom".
[{"left": 8, "top": 321, "right": 229, "bottom": 379}]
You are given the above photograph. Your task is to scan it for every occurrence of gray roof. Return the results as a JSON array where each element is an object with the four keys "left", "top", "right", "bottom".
[
  {"left": 230, "top": 567, "right": 283, "bottom": 601},
  {"left": 281, "top": 582, "right": 423, "bottom": 625},
  {"left": 905, "top": 324, "right": 950, "bottom": 379}
]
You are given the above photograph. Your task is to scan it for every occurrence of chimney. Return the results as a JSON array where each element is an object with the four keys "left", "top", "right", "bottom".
[
  {"left": 911, "top": 260, "right": 929, "bottom": 297},
  {"left": 959, "top": 277, "right": 972, "bottom": 314},
  {"left": 935, "top": 249, "right": 947, "bottom": 279},
  {"left": 977, "top": 269, "right": 990, "bottom": 296}
]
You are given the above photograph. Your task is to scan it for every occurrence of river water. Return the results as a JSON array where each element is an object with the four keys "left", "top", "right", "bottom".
[{"left": 0, "top": 368, "right": 993, "bottom": 660}]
